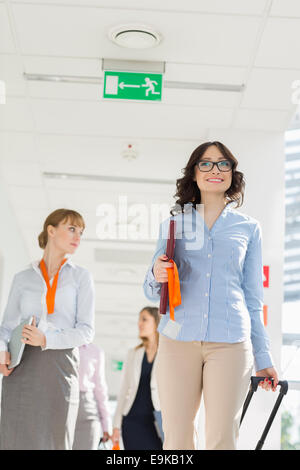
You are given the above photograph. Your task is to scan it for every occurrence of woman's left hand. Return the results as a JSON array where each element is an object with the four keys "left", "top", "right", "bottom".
[
  {"left": 21, "top": 316, "right": 46, "bottom": 348},
  {"left": 256, "top": 367, "right": 279, "bottom": 392}
]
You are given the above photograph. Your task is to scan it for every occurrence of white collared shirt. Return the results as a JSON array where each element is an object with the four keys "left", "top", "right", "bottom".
[{"left": 0, "top": 258, "right": 95, "bottom": 351}]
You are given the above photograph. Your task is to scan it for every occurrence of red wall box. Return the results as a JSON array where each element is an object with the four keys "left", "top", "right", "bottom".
[{"left": 263, "top": 266, "right": 269, "bottom": 288}]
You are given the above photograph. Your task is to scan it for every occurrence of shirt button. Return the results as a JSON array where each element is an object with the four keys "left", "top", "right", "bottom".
[
  {"left": 208, "top": 254, "right": 211, "bottom": 258},
  {"left": 208, "top": 236, "right": 212, "bottom": 240},
  {"left": 206, "top": 273, "right": 210, "bottom": 277},
  {"left": 204, "top": 314, "right": 208, "bottom": 318},
  {"left": 205, "top": 293, "right": 208, "bottom": 296}
]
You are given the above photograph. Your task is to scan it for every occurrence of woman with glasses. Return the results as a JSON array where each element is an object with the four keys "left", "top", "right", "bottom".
[{"left": 143, "top": 141, "right": 278, "bottom": 450}]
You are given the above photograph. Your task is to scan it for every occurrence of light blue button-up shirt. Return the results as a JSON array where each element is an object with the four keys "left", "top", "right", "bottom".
[{"left": 143, "top": 201, "right": 273, "bottom": 372}]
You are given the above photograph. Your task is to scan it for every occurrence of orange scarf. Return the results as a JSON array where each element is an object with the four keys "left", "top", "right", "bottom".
[
  {"left": 39, "top": 258, "right": 67, "bottom": 314},
  {"left": 166, "top": 259, "right": 181, "bottom": 321}
]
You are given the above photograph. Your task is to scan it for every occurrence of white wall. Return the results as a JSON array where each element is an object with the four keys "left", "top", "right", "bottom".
[
  {"left": 0, "top": 155, "right": 31, "bottom": 404},
  {"left": 0, "top": 166, "right": 30, "bottom": 315},
  {"left": 194, "top": 129, "right": 285, "bottom": 450}
]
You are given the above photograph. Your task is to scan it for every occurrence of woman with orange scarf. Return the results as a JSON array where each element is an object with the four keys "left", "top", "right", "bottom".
[{"left": 0, "top": 209, "right": 95, "bottom": 450}]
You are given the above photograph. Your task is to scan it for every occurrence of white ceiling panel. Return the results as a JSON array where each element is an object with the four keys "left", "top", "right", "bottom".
[
  {"left": 163, "top": 88, "right": 241, "bottom": 108},
  {"left": 241, "top": 68, "right": 300, "bottom": 110},
  {"left": 0, "top": 4, "right": 16, "bottom": 54},
  {"left": 0, "top": 97, "right": 35, "bottom": 131},
  {"left": 11, "top": 0, "right": 268, "bottom": 16},
  {"left": 35, "top": 134, "right": 199, "bottom": 179},
  {"left": 233, "top": 108, "right": 291, "bottom": 132},
  {"left": 30, "top": 99, "right": 233, "bottom": 138},
  {"left": 1, "top": 160, "right": 43, "bottom": 186},
  {"left": 27, "top": 81, "right": 101, "bottom": 101},
  {"left": 0, "top": 54, "right": 26, "bottom": 96},
  {"left": 12, "top": 4, "right": 261, "bottom": 66},
  {"left": 270, "top": 0, "right": 300, "bottom": 18},
  {"left": 0, "top": 132, "right": 38, "bottom": 161},
  {"left": 23, "top": 55, "right": 102, "bottom": 77},
  {"left": 255, "top": 18, "right": 300, "bottom": 69},
  {"left": 165, "top": 63, "right": 247, "bottom": 84}
]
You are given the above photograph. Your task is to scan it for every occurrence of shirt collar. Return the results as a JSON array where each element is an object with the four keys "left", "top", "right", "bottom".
[
  {"left": 31, "top": 257, "right": 76, "bottom": 272},
  {"left": 183, "top": 200, "right": 236, "bottom": 214}
]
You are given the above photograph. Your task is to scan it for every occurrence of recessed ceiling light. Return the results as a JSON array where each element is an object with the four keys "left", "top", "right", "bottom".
[{"left": 108, "top": 24, "right": 161, "bottom": 49}]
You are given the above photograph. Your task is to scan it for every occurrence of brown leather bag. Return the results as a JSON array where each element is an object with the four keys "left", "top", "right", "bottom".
[{"left": 159, "top": 219, "right": 176, "bottom": 315}]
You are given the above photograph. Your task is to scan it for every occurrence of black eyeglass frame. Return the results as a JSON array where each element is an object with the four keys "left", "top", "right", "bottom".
[{"left": 196, "top": 160, "right": 234, "bottom": 172}]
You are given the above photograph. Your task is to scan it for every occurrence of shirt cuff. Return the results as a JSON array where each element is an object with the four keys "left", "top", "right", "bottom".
[
  {"left": 113, "top": 414, "right": 122, "bottom": 429},
  {"left": 42, "top": 330, "right": 53, "bottom": 350},
  {"left": 0, "top": 351, "right": 9, "bottom": 364},
  {"left": 102, "top": 419, "right": 112, "bottom": 435},
  {"left": 0, "top": 341, "right": 8, "bottom": 353},
  {"left": 254, "top": 351, "right": 274, "bottom": 372}
]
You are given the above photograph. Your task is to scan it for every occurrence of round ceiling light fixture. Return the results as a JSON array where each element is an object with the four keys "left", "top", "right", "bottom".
[{"left": 108, "top": 24, "right": 161, "bottom": 49}]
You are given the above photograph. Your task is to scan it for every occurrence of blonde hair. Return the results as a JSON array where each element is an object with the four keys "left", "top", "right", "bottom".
[
  {"left": 135, "top": 306, "right": 160, "bottom": 350},
  {"left": 38, "top": 209, "right": 85, "bottom": 249}
]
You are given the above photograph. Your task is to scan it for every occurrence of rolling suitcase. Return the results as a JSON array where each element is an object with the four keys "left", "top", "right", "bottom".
[{"left": 240, "top": 376, "right": 289, "bottom": 450}]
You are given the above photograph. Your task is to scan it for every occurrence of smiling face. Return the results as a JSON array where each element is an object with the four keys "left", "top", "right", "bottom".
[
  {"left": 47, "top": 218, "right": 84, "bottom": 255},
  {"left": 194, "top": 144, "right": 233, "bottom": 196}
]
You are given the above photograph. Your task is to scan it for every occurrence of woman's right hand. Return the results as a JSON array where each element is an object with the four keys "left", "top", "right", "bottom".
[
  {"left": 153, "top": 255, "right": 173, "bottom": 283},
  {"left": 111, "top": 427, "right": 120, "bottom": 447},
  {"left": 0, "top": 352, "right": 14, "bottom": 376}
]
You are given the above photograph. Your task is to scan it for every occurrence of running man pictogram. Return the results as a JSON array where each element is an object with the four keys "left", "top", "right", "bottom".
[{"left": 142, "top": 77, "right": 160, "bottom": 96}]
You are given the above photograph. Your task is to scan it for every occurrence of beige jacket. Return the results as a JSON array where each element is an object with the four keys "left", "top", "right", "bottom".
[{"left": 113, "top": 346, "right": 160, "bottom": 428}]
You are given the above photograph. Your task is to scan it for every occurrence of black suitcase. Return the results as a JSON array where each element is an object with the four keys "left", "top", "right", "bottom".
[{"left": 240, "top": 376, "right": 289, "bottom": 450}]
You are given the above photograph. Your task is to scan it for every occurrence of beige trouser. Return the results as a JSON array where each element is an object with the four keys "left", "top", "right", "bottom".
[{"left": 156, "top": 334, "right": 253, "bottom": 450}]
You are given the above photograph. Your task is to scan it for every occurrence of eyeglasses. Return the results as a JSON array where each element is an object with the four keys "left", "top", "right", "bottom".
[{"left": 196, "top": 160, "right": 233, "bottom": 172}]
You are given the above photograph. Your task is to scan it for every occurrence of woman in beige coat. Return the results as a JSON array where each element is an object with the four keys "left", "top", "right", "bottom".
[{"left": 112, "top": 307, "right": 163, "bottom": 450}]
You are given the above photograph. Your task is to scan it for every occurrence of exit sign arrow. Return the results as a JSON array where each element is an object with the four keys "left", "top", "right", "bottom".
[
  {"left": 103, "top": 71, "right": 163, "bottom": 101},
  {"left": 119, "top": 82, "right": 140, "bottom": 89}
]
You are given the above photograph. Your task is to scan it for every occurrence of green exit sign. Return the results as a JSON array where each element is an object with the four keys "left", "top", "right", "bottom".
[
  {"left": 112, "top": 359, "right": 124, "bottom": 371},
  {"left": 103, "top": 71, "right": 163, "bottom": 102}
]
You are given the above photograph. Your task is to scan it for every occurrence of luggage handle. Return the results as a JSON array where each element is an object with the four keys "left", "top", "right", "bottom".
[
  {"left": 250, "top": 377, "right": 288, "bottom": 394},
  {"left": 240, "top": 376, "right": 288, "bottom": 450}
]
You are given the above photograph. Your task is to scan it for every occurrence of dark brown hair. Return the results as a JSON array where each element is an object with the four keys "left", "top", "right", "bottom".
[
  {"left": 38, "top": 209, "right": 85, "bottom": 249},
  {"left": 135, "top": 306, "right": 160, "bottom": 350},
  {"left": 171, "top": 141, "right": 245, "bottom": 215}
]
